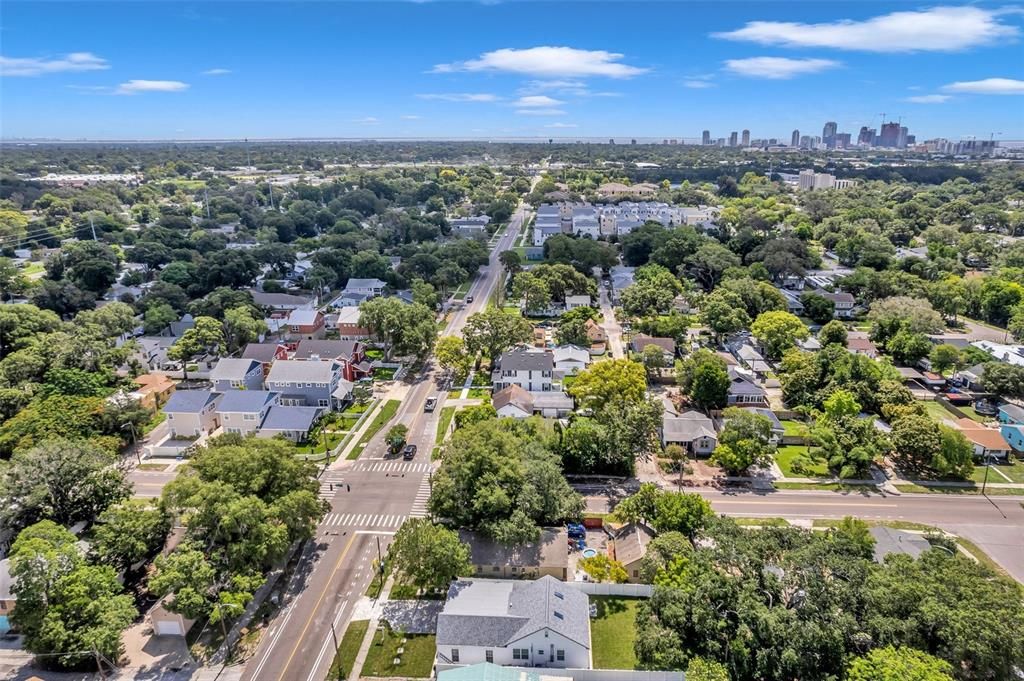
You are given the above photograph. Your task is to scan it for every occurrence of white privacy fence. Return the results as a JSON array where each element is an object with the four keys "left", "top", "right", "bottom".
[
  {"left": 437, "top": 664, "right": 683, "bottom": 681},
  {"left": 567, "top": 582, "right": 654, "bottom": 597}
]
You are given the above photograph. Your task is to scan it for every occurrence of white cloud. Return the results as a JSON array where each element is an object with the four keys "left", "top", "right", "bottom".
[
  {"left": 942, "top": 78, "right": 1024, "bottom": 95},
  {"left": 683, "top": 79, "right": 715, "bottom": 89},
  {"left": 545, "top": 122, "right": 578, "bottom": 128},
  {"left": 905, "top": 94, "right": 951, "bottom": 104},
  {"left": 352, "top": 117, "right": 379, "bottom": 124},
  {"left": 202, "top": 68, "right": 231, "bottom": 76},
  {"left": 115, "top": 80, "right": 189, "bottom": 95},
  {"left": 514, "top": 95, "right": 564, "bottom": 107},
  {"left": 723, "top": 57, "right": 839, "bottom": 79},
  {"left": 1, "top": 52, "right": 109, "bottom": 77},
  {"left": 401, "top": 114, "right": 422, "bottom": 120},
  {"left": 519, "top": 79, "right": 587, "bottom": 94},
  {"left": 713, "top": 6, "right": 1019, "bottom": 53},
  {"left": 515, "top": 108, "right": 566, "bottom": 116},
  {"left": 433, "top": 46, "right": 647, "bottom": 78},
  {"left": 416, "top": 93, "right": 501, "bottom": 102}
]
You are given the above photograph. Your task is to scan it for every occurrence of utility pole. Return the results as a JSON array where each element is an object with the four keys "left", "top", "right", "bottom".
[
  {"left": 89, "top": 215, "right": 98, "bottom": 241},
  {"left": 204, "top": 186, "right": 212, "bottom": 219},
  {"left": 267, "top": 178, "right": 276, "bottom": 210}
]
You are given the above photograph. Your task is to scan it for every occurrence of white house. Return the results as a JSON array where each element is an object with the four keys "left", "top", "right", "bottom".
[
  {"left": 552, "top": 345, "right": 590, "bottom": 376},
  {"left": 216, "top": 390, "right": 278, "bottom": 436},
  {"left": 435, "top": 577, "right": 592, "bottom": 669},
  {"left": 662, "top": 410, "right": 717, "bottom": 454},
  {"left": 564, "top": 294, "right": 592, "bottom": 311},
  {"left": 571, "top": 207, "right": 600, "bottom": 239},
  {"left": 343, "top": 278, "right": 387, "bottom": 297},
  {"left": 163, "top": 390, "right": 222, "bottom": 438},
  {"left": 492, "top": 350, "right": 555, "bottom": 392}
]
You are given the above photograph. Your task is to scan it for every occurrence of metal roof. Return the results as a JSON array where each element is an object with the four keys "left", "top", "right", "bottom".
[{"left": 217, "top": 390, "right": 277, "bottom": 413}]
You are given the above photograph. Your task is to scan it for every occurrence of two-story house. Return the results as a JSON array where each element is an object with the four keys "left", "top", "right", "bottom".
[
  {"left": 209, "top": 358, "right": 265, "bottom": 391},
  {"left": 164, "top": 390, "right": 222, "bottom": 438},
  {"left": 217, "top": 390, "right": 278, "bottom": 436},
  {"left": 292, "top": 339, "right": 372, "bottom": 382},
  {"left": 286, "top": 308, "right": 326, "bottom": 341},
  {"left": 330, "top": 306, "right": 370, "bottom": 340},
  {"left": 343, "top": 278, "right": 387, "bottom": 297},
  {"left": 815, "top": 289, "right": 856, "bottom": 319},
  {"left": 436, "top": 577, "right": 592, "bottom": 670},
  {"left": 265, "top": 359, "right": 349, "bottom": 410},
  {"left": 241, "top": 343, "right": 289, "bottom": 376},
  {"left": 492, "top": 350, "right": 555, "bottom": 392}
]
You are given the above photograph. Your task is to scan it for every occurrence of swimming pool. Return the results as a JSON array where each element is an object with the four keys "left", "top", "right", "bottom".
[{"left": 582, "top": 548, "right": 597, "bottom": 558}]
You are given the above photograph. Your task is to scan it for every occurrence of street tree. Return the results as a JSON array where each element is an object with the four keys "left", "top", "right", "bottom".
[
  {"left": 652, "top": 491, "right": 714, "bottom": 538},
  {"left": 389, "top": 519, "right": 472, "bottom": 594},
  {"left": 676, "top": 349, "right": 730, "bottom": 410},
  {"left": 435, "top": 335, "right": 471, "bottom": 382},
  {"left": 386, "top": 424, "right": 409, "bottom": 454}
]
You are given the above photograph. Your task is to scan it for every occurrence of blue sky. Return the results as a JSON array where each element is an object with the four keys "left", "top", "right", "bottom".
[{"left": 2, "top": 2, "right": 1023, "bottom": 141}]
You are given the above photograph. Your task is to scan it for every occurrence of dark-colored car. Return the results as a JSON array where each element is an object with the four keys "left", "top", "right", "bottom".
[
  {"left": 424, "top": 397, "right": 437, "bottom": 412},
  {"left": 567, "top": 522, "right": 586, "bottom": 539},
  {"left": 402, "top": 444, "right": 417, "bottom": 460},
  {"left": 466, "top": 295, "right": 474, "bottom": 303}
]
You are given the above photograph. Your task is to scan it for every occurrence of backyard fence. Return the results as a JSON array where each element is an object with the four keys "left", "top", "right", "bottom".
[
  {"left": 567, "top": 582, "right": 654, "bottom": 598},
  {"left": 436, "top": 664, "right": 683, "bottom": 681}
]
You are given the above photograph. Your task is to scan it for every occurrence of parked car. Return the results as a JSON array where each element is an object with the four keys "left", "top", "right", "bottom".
[
  {"left": 567, "top": 522, "right": 586, "bottom": 539},
  {"left": 402, "top": 444, "right": 417, "bottom": 460},
  {"left": 424, "top": 397, "right": 437, "bottom": 412}
]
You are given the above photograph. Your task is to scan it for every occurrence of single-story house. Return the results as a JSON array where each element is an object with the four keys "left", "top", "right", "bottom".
[
  {"left": 493, "top": 385, "right": 574, "bottom": 419},
  {"left": 727, "top": 370, "right": 768, "bottom": 407},
  {"left": 249, "top": 290, "right": 316, "bottom": 313},
  {"left": 870, "top": 526, "right": 931, "bottom": 563},
  {"left": 564, "top": 294, "right": 592, "bottom": 311},
  {"left": 954, "top": 363, "right": 987, "bottom": 392},
  {"left": 954, "top": 418, "right": 1012, "bottom": 461},
  {"left": 661, "top": 410, "right": 717, "bottom": 455},
  {"left": 163, "top": 390, "right": 222, "bottom": 438},
  {"left": 847, "top": 337, "right": 880, "bottom": 359},
  {"left": 256, "top": 405, "right": 324, "bottom": 443},
  {"left": 438, "top": 663, "right": 560, "bottom": 681},
  {"left": 151, "top": 597, "right": 195, "bottom": 637},
  {"left": 436, "top": 576, "right": 591, "bottom": 669},
  {"left": 458, "top": 528, "right": 572, "bottom": 581},
  {"left": 130, "top": 373, "right": 176, "bottom": 410},
  {"left": 735, "top": 344, "right": 771, "bottom": 380},
  {"left": 630, "top": 334, "right": 675, "bottom": 361},
  {"left": 612, "top": 523, "right": 657, "bottom": 583}
]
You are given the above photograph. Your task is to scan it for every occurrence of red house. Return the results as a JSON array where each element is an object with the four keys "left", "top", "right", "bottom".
[
  {"left": 292, "top": 339, "right": 373, "bottom": 382},
  {"left": 286, "top": 308, "right": 326, "bottom": 341}
]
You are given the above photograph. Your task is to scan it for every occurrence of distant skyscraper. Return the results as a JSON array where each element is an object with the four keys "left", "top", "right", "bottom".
[
  {"left": 822, "top": 121, "right": 838, "bottom": 148},
  {"left": 834, "top": 133, "right": 851, "bottom": 149},
  {"left": 791, "top": 129, "right": 800, "bottom": 147},
  {"left": 898, "top": 126, "right": 908, "bottom": 149},
  {"left": 729, "top": 131, "right": 738, "bottom": 147},
  {"left": 858, "top": 126, "right": 874, "bottom": 146},
  {"left": 702, "top": 130, "right": 711, "bottom": 145},
  {"left": 741, "top": 129, "right": 750, "bottom": 146},
  {"left": 879, "top": 122, "right": 901, "bottom": 147},
  {"left": 631, "top": 139, "right": 637, "bottom": 145}
]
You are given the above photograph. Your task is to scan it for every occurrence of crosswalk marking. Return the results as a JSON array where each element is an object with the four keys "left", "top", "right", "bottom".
[
  {"left": 317, "top": 472, "right": 346, "bottom": 500},
  {"left": 323, "top": 512, "right": 408, "bottom": 528},
  {"left": 410, "top": 477, "right": 431, "bottom": 518},
  {"left": 350, "top": 461, "right": 434, "bottom": 473}
]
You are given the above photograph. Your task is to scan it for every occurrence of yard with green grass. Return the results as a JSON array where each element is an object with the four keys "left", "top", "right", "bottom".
[
  {"left": 374, "top": 367, "right": 398, "bottom": 381},
  {"left": 435, "top": 406, "right": 455, "bottom": 444},
  {"left": 590, "top": 597, "right": 640, "bottom": 670},
  {"left": 894, "top": 483, "right": 1024, "bottom": 496},
  {"left": 328, "top": 619, "right": 369, "bottom": 681},
  {"left": 774, "top": 445, "right": 829, "bottom": 478},
  {"left": 361, "top": 626, "right": 435, "bottom": 678},
  {"left": 774, "top": 482, "right": 879, "bottom": 492},
  {"left": 348, "top": 399, "right": 400, "bottom": 459},
  {"left": 452, "top": 280, "right": 472, "bottom": 300},
  {"left": 923, "top": 401, "right": 956, "bottom": 423}
]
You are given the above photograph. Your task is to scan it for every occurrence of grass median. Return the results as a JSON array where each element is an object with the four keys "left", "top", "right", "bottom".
[
  {"left": 347, "top": 399, "right": 401, "bottom": 460},
  {"left": 327, "top": 619, "right": 369, "bottom": 681}
]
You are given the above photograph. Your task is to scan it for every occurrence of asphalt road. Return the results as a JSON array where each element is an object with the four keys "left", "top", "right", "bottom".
[
  {"left": 585, "top": 486, "right": 1024, "bottom": 582},
  {"left": 242, "top": 206, "right": 528, "bottom": 681}
]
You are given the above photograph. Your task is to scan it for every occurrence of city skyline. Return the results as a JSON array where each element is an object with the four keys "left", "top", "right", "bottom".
[{"left": 2, "top": 2, "right": 1023, "bottom": 140}]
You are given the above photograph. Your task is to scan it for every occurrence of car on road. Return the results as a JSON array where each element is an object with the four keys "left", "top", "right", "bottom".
[
  {"left": 402, "top": 444, "right": 417, "bottom": 460},
  {"left": 424, "top": 397, "right": 437, "bottom": 412},
  {"left": 466, "top": 295, "right": 474, "bottom": 303}
]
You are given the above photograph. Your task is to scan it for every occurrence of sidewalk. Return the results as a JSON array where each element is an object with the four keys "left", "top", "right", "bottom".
[{"left": 347, "top": 574, "right": 396, "bottom": 680}]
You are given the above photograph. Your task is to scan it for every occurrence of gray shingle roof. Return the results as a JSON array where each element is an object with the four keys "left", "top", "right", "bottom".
[
  {"left": 497, "top": 350, "right": 553, "bottom": 372},
  {"left": 436, "top": 576, "right": 590, "bottom": 650},
  {"left": 260, "top": 405, "right": 322, "bottom": 431},
  {"left": 164, "top": 390, "right": 220, "bottom": 414},
  {"left": 663, "top": 411, "right": 716, "bottom": 441},
  {"left": 999, "top": 403, "right": 1024, "bottom": 423},
  {"left": 266, "top": 359, "right": 338, "bottom": 384},
  {"left": 210, "top": 358, "right": 261, "bottom": 381},
  {"left": 217, "top": 390, "right": 277, "bottom": 413},
  {"left": 293, "top": 340, "right": 358, "bottom": 360},
  {"left": 241, "top": 343, "right": 284, "bottom": 363}
]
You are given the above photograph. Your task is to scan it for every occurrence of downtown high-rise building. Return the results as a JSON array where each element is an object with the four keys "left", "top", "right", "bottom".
[
  {"left": 858, "top": 126, "right": 875, "bottom": 145},
  {"left": 702, "top": 130, "right": 711, "bottom": 145},
  {"left": 729, "top": 131, "right": 738, "bottom": 147},
  {"left": 822, "top": 121, "right": 838, "bottom": 148},
  {"left": 879, "top": 121, "right": 901, "bottom": 147},
  {"left": 791, "top": 129, "right": 800, "bottom": 147},
  {"left": 741, "top": 129, "right": 750, "bottom": 146}
]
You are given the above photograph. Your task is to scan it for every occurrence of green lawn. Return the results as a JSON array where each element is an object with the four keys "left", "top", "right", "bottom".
[
  {"left": 136, "top": 462, "right": 168, "bottom": 471},
  {"left": 774, "top": 482, "right": 878, "bottom": 492},
  {"left": 923, "top": 401, "right": 956, "bottom": 423},
  {"left": 895, "top": 483, "right": 1024, "bottom": 496},
  {"left": 466, "top": 387, "right": 490, "bottom": 399},
  {"left": 361, "top": 626, "right": 436, "bottom": 678},
  {"left": 733, "top": 517, "right": 790, "bottom": 527},
  {"left": 447, "top": 389, "right": 463, "bottom": 398},
  {"left": 779, "top": 420, "right": 807, "bottom": 437},
  {"left": 365, "top": 348, "right": 384, "bottom": 360},
  {"left": 435, "top": 406, "right": 456, "bottom": 444},
  {"left": 348, "top": 399, "right": 400, "bottom": 460},
  {"left": 328, "top": 619, "right": 369, "bottom": 681},
  {"left": 774, "top": 445, "right": 829, "bottom": 478},
  {"left": 452, "top": 280, "right": 472, "bottom": 300},
  {"left": 978, "top": 461, "right": 1024, "bottom": 483},
  {"left": 21, "top": 261, "right": 44, "bottom": 276},
  {"left": 374, "top": 367, "right": 398, "bottom": 381},
  {"left": 590, "top": 597, "right": 641, "bottom": 670},
  {"left": 958, "top": 405, "right": 990, "bottom": 423}
]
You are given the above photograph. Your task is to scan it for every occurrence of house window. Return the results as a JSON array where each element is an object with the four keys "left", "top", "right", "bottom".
[
  {"left": 318, "top": 399, "right": 329, "bottom": 407},
  {"left": 633, "top": 569, "right": 639, "bottom": 578},
  {"left": 513, "top": 648, "right": 529, "bottom": 660},
  {"left": 493, "top": 566, "right": 500, "bottom": 572},
  {"left": 556, "top": 650, "right": 565, "bottom": 662},
  {"left": 243, "top": 414, "right": 256, "bottom": 421},
  {"left": 485, "top": 650, "right": 493, "bottom": 663},
  {"left": 450, "top": 649, "right": 459, "bottom": 663}
]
